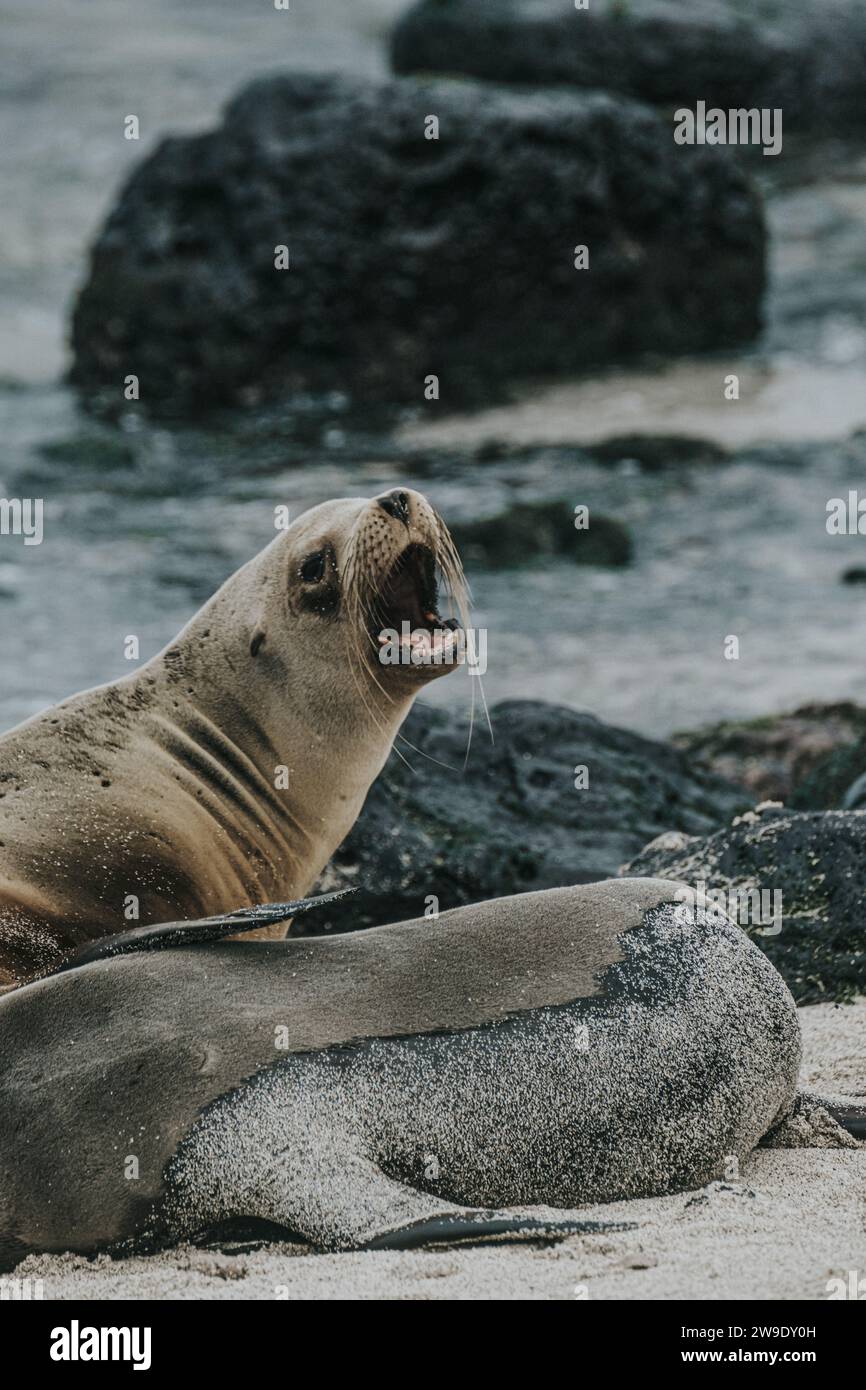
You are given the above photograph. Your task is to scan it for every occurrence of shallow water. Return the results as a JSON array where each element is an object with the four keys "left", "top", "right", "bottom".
[{"left": 2, "top": 1, "right": 865, "bottom": 741}]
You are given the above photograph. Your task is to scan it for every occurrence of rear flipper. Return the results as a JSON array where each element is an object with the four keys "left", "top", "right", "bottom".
[
  {"left": 760, "top": 1091, "right": 865, "bottom": 1148},
  {"left": 49, "top": 888, "right": 356, "bottom": 977},
  {"left": 827, "top": 1103, "right": 866, "bottom": 1141}
]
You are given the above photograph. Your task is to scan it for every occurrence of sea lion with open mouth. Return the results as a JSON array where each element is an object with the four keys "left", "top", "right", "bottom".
[{"left": 0, "top": 487, "right": 468, "bottom": 988}]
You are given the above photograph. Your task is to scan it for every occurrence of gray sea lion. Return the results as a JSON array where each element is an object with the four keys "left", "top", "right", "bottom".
[
  {"left": 0, "top": 487, "right": 467, "bottom": 988},
  {"left": 0, "top": 877, "right": 802, "bottom": 1267}
]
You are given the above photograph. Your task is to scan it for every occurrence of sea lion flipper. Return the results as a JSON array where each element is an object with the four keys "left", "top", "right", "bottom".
[
  {"left": 52, "top": 887, "right": 356, "bottom": 975},
  {"left": 165, "top": 1063, "right": 637, "bottom": 1253},
  {"left": 361, "top": 1210, "right": 636, "bottom": 1251},
  {"left": 826, "top": 1103, "right": 866, "bottom": 1140},
  {"left": 294, "top": 1152, "right": 636, "bottom": 1250},
  {"left": 760, "top": 1091, "right": 866, "bottom": 1146}
]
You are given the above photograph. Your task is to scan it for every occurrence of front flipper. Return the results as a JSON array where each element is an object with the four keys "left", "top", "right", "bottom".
[
  {"left": 184, "top": 1148, "right": 633, "bottom": 1253},
  {"left": 159, "top": 1071, "right": 634, "bottom": 1254},
  {"left": 360, "top": 1208, "right": 635, "bottom": 1251},
  {"left": 50, "top": 888, "right": 356, "bottom": 976},
  {"left": 249, "top": 1146, "right": 633, "bottom": 1252}
]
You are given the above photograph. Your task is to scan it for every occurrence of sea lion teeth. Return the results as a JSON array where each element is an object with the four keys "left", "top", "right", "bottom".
[{"left": 0, "top": 487, "right": 465, "bottom": 989}]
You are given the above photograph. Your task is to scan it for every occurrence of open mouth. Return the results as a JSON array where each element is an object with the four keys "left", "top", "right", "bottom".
[{"left": 372, "top": 543, "right": 461, "bottom": 661}]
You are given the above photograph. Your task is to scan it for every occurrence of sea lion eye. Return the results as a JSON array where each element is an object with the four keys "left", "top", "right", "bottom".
[{"left": 300, "top": 551, "right": 326, "bottom": 584}]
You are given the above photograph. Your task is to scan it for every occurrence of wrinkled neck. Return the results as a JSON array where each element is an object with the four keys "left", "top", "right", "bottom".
[{"left": 133, "top": 573, "right": 412, "bottom": 877}]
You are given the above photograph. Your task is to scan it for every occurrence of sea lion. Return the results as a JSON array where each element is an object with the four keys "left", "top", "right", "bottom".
[
  {"left": 0, "top": 487, "right": 467, "bottom": 988},
  {"left": 0, "top": 878, "right": 802, "bottom": 1267}
]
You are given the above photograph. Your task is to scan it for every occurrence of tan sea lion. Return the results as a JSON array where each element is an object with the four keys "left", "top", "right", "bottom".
[{"left": 0, "top": 487, "right": 467, "bottom": 988}]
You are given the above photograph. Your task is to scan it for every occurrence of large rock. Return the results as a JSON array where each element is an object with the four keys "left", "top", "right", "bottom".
[
  {"left": 450, "top": 500, "right": 632, "bottom": 568},
  {"left": 625, "top": 806, "right": 866, "bottom": 1003},
  {"left": 306, "top": 699, "right": 748, "bottom": 934},
  {"left": 392, "top": 0, "right": 866, "bottom": 134},
  {"left": 791, "top": 733, "right": 866, "bottom": 811},
  {"left": 70, "top": 71, "right": 765, "bottom": 415},
  {"left": 675, "top": 702, "right": 866, "bottom": 804}
]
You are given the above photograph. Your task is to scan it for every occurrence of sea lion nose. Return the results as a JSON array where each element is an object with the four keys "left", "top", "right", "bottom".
[{"left": 377, "top": 490, "right": 411, "bottom": 525}]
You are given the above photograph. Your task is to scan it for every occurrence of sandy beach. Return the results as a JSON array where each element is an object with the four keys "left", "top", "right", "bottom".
[{"left": 14, "top": 1000, "right": 864, "bottom": 1302}]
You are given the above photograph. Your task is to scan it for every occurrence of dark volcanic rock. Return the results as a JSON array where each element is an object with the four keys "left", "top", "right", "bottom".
[
  {"left": 70, "top": 71, "right": 765, "bottom": 415},
  {"left": 451, "top": 500, "right": 632, "bottom": 568},
  {"left": 842, "top": 771, "right": 866, "bottom": 810},
  {"left": 392, "top": 0, "right": 866, "bottom": 135},
  {"left": 584, "top": 434, "right": 729, "bottom": 471},
  {"left": 305, "top": 699, "right": 749, "bottom": 935},
  {"left": 625, "top": 807, "right": 866, "bottom": 1003},
  {"left": 675, "top": 703, "right": 866, "bottom": 804},
  {"left": 791, "top": 732, "right": 866, "bottom": 811}
]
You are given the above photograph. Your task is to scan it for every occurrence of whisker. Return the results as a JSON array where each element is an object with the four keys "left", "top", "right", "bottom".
[
  {"left": 396, "top": 729, "right": 461, "bottom": 774},
  {"left": 341, "top": 536, "right": 403, "bottom": 745},
  {"left": 476, "top": 670, "right": 494, "bottom": 745},
  {"left": 340, "top": 501, "right": 480, "bottom": 779},
  {"left": 463, "top": 666, "right": 476, "bottom": 771}
]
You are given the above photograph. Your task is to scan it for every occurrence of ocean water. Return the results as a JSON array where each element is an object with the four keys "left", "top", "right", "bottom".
[{"left": 2, "top": 0, "right": 866, "bottom": 740}]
